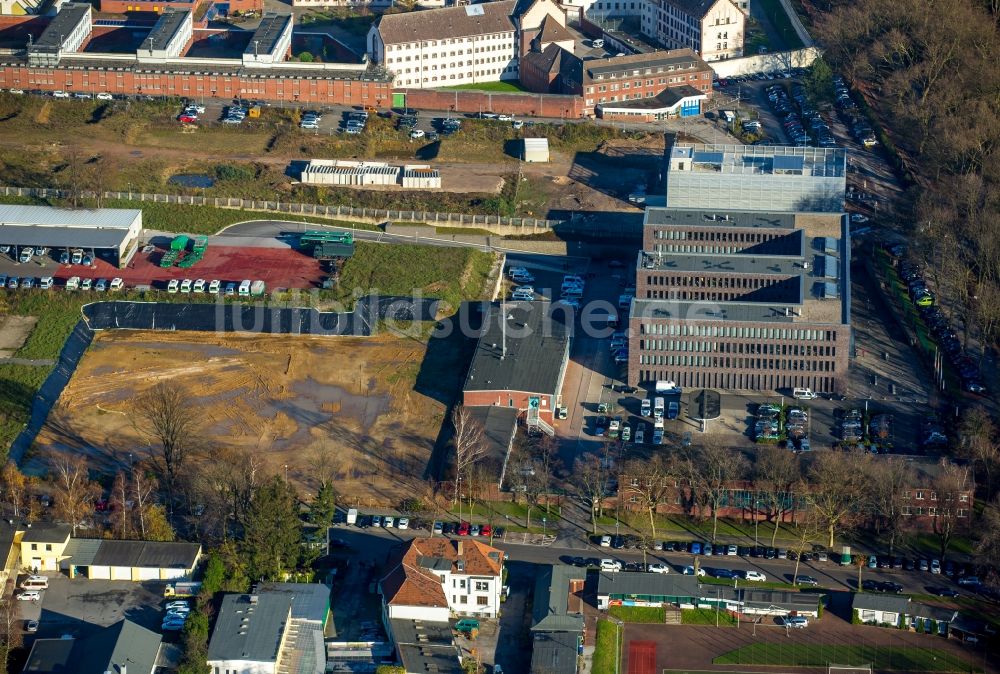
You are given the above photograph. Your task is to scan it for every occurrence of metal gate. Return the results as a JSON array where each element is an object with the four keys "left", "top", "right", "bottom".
[{"left": 392, "top": 92, "right": 406, "bottom": 110}]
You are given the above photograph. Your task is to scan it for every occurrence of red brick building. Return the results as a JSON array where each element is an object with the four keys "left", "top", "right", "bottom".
[
  {"left": 99, "top": 0, "right": 262, "bottom": 16},
  {"left": 462, "top": 301, "right": 571, "bottom": 428}
]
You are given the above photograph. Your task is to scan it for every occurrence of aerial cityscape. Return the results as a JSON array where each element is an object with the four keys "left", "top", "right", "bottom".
[{"left": 0, "top": 0, "right": 996, "bottom": 672}]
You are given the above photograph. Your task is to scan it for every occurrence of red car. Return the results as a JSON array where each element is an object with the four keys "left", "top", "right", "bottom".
[
  {"left": 480, "top": 524, "right": 492, "bottom": 537},
  {"left": 178, "top": 114, "right": 197, "bottom": 123},
  {"left": 457, "top": 521, "right": 470, "bottom": 536}
]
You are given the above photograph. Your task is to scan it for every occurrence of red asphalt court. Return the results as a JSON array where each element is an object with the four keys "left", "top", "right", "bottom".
[
  {"left": 628, "top": 641, "right": 657, "bottom": 674},
  {"left": 51, "top": 244, "right": 326, "bottom": 290}
]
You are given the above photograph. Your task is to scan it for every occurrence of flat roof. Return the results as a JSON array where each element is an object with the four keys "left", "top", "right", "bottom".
[
  {"left": 140, "top": 9, "right": 191, "bottom": 53},
  {"left": 31, "top": 2, "right": 90, "bottom": 52},
  {"left": 670, "top": 144, "right": 847, "bottom": 178},
  {"left": 246, "top": 12, "right": 291, "bottom": 56},
  {"left": 389, "top": 618, "right": 455, "bottom": 646},
  {"left": 398, "top": 644, "right": 464, "bottom": 674},
  {"left": 463, "top": 302, "right": 570, "bottom": 396},
  {"left": 257, "top": 582, "right": 329, "bottom": 623},
  {"left": 0, "top": 204, "right": 140, "bottom": 229},
  {"left": 632, "top": 296, "right": 844, "bottom": 325},
  {"left": 644, "top": 207, "right": 798, "bottom": 230},
  {"left": 467, "top": 406, "right": 518, "bottom": 461},
  {"left": 207, "top": 593, "right": 292, "bottom": 663},
  {"left": 640, "top": 250, "right": 809, "bottom": 276}
]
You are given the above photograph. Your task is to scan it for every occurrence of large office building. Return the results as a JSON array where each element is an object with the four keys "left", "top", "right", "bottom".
[
  {"left": 665, "top": 144, "right": 848, "bottom": 212},
  {"left": 627, "top": 206, "right": 851, "bottom": 393}
]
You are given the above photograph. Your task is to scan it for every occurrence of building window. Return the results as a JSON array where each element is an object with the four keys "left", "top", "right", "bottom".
[
  {"left": 45, "top": 544, "right": 52, "bottom": 551},
  {"left": 475, "top": 581, "right": 489, "bottom": 591},
  {"left": 915, "top": 491, "right": 924, "bottom": 500},
  {"left": 477, "top": 596, "right": 489, "bottom": 606},
  {"left": 461, "top": 595, "right": 468, "bottom": 604},
  {"left": 31, "top": 544, "right": 37, "bottom": 551}
]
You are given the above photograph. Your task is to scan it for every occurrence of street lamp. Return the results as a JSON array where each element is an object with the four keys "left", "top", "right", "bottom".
[{"left": 542, "top": 517, "right": 547, "bottom": 537}]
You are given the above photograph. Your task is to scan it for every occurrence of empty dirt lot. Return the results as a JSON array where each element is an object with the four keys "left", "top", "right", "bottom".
[{"left": 33, "top": 328, "right": 460, "bottom": 502}]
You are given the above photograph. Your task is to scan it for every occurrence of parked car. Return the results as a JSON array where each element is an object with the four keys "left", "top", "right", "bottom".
[
  {"left": 784, "top": 616, "right": 808, "bottom": 628},
  {"left": 744, "top": 570, "right": 767, "bottom": 582},
  {"left": 599, "top": 559, "right": 622, "bottom": 572},
  {"left": 647, "top": 563, "right": 670, "bottom": 574},
  {"left": 795, "top": 575, "right": 819, "bottom": 586}
]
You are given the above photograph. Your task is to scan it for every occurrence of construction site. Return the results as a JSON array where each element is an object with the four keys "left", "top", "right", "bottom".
[{"left": 33, "top": 327, "right": 466, "bottom": 503}]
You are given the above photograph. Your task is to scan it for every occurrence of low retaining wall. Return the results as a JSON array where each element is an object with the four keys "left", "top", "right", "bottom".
[
  {"left": 397, "top": 88, "right": 588, "bottom": 118},
  {"left": 709, "top": 47, "right": 821, "bottom": 78}
]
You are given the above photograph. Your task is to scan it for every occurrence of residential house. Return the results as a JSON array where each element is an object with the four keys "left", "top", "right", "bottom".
[
  {"left": 19, "top": 524, "right": 71, "bottom": 573},
  {"left": 910, "top": 603, "right": 958, "bottom": 637},
  {"left": 530, "top": 565, "right": 585, "bottom": 674},
  {"left": 22, "top": 619, "right": 161, "bottom": 674},
  {"left": 380, "top": 538, "right": 505, "bottom": 623},
  {"left": 851, "top": 593, "right": 910, "bottom": 627}
]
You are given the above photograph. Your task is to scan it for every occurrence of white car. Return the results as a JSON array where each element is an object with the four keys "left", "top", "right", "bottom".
[
  {"left": 497, "top": 114, "right": 512, "bottom": 121},
  {"left": 16, "top": 590, "right": 40, "bottom": 601},
  {"left": 52, "top": 90, "right": 70, "bottom": 98},
  {"left": 193, "top": 279, "right": 207, "bottom": 293},
  {"left": 165, "top": 601, "right": 189, "bottom": 610},
  {"left": 110, "top": 277, "right": 124, "bottom": 290},
  {"left": 8, "top": 88, "right": 23, "bottom": 95},
  {"left": 726, "top": 544, "right": 738, "bottom": 556},
  {"left": 186, "top": 104, "right": 206, "bottom": 113},
  {"left": 409, "top": 129, "right": 425, "bottom": 139},
  {"left": 600, "top": 535, "right": 611, "bottom": 547},
  {"left": 784, "top": 616, "right": 809, "bottom": 628},
  {"left": 647, "top": 563, "right": 670, "bottom": 574},
  {"left": 599, "top": 559, "right": 622, "bottom": 572},
  {"left": 682, "top": 566, "right": 707, "bottom": 577},
  {"left": 397, "top": 517, "right": 409, "bottom": 530},
  {"left": 514, "top": 285, "right": 534, "bottom": 295},
  {"left": 39, "top": 276, "right": 54, "bottom": 289},
  {"left": 167, "top": 279, "right": 180, "bottom": 293},
  {"left": 744, "top": 570, "right": 767, "bottom": 582},
  {"left": 96, "top": 92, "right": 114, "bottom": 100},
  {"left": 209, "top": 279, "right": 221, "bottom": 293}
]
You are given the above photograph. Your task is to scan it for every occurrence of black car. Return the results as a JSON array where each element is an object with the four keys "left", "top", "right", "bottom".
[
  {"left": 903, "top": 558, "right": 915, "bottom": 571},
  {"left": 737, "top": 546, "right": 751, "bottom": 557},
  {"left": 860, "top": 579, "right": 880, "bottom": 591},
  {"left": 713, "top": 544, "right": 726, "bottom": 556},
  {"left": 712, "top": 568, "right": 736, "bottom": 579},
  {"left": 929, "top": 587, "right": 960, "bottom": 598},
  {"left": 765, "top": 547, "right": 778, "bottom": 559},
  {"left": 881, "top": 581, "right": 903, "bottom": 593},
  {"left": 663, "top": 541, "right": 676, "bottom": 552},
  {"left": 611, "top": 535, "right": 625, "bottom": 549},
  {"left": 442, "top": 522, "right": 457, "bottom": 535},
  {"left": 750, "top": 546, "right": 764, "bottom": 558},
  {"left": 612, "top": 384, "right": 638, "bottom": 394}
]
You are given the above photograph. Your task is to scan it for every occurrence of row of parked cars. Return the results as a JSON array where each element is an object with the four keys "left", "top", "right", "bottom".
[
  {"left": 896, "top": 257, "right": 986, "bottom": 394},
  {"left": 832, "top": 75, "right": 878, "bottom": 148},
  {"left": 339, "top": 110, "right": 368, "bottom": 134},
  {"left": 0, "top": 274, "right": 55, "bottom": 290},
  {"left": 177, "top": 102, "right": 206, "bottom": 124}
]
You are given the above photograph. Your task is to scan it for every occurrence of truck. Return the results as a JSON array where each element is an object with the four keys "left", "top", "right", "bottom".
[
  {"left": 655, "top": 380, "right": 682, "bottom": 395},
  {"left": 250, "top": 280, "right": 266, "bottom": 297},
  {"left": 654, "top": 397, "right": 665, "bottom": 418},
  {"left": 608, "top": 417, "right": 621, "bottom": 439},
  {"left": 163, "top": 581, "right": 202, "bottom": 598},
  {"left": 347, "top": 508, "right": 358, "bottom": 525}
]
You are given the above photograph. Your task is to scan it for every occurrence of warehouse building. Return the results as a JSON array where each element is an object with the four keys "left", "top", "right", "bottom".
[
  {"left": 665, "top": 144, "right": 848, "bottom": 212},
  {"left": 628, "top": 205, "right": 850, "bottom": 394},
  {"left": 137, "top": 8, "right": 193, "bottom": 62},
  {"left": 0, "top": 204, "right": 142, "bottom": 268},
  {"left": 401, "top": 165, "right": 441, "bottom": 189}
]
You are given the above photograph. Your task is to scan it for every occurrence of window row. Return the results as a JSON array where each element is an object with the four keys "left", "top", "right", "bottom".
[{"left": 640, "top": 323, "right": 839, "bottom": 341}]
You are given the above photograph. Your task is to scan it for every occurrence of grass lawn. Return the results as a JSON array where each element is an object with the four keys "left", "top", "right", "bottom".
[
  {"left": 332, "top": 241, "right": 495, "bottom": 313},
  {"left": 442, "top": 81, "right": 528, "bottom": 93},
  {"left": 0, "top": 363, "right": 49, "bottom": 457},
  {"left": 608, "top": 605, "right": 665, "bottom": 624},
  {"left": 449, "top": 501, "right": 561, "bottom": 531},
  {"left": 681, "top": 608, "right": 738, "bottom": 626},
  {"left": 714, "top": 644, "right": 977, "bottom": 672},
  {"left": 592, "top": 619, "right": 621, "bottom": 674}
]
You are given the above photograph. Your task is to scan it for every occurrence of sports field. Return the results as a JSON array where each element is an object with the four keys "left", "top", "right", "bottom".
[{"left": 714, "top": 644, "right": 976, "bottom": 672}]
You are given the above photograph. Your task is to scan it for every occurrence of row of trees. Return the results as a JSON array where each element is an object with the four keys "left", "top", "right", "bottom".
[{"left": 576, "top": 444, "right": 972, "bottom": 559}]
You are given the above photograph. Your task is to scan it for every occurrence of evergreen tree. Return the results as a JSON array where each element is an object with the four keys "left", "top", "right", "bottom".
[
  {"left": 309, "top": 482, "right": 337, "bottom": 527},
  {"left": 241, "top": 477, "right": 301, "bottom": 581}
]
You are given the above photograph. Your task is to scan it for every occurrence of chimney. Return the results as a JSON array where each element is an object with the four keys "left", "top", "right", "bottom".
[{"left": 457, "top": 541, "right": 464, "bottom": 556}]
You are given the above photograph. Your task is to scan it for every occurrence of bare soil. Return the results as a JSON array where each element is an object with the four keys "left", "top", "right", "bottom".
[
  {"left": 33, "top": 330, "right": 448, "bottom": 503},
  {"left": 0, "top": 316, "right": 36, "bottom": 358}
]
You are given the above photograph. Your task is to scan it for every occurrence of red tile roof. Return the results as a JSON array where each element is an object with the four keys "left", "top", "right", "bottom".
[{"left": 381, "top": 538, "right": 504, "bottom": 608}]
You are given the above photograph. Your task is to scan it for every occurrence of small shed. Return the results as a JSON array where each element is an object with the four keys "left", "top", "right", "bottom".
[{"left": 522, "top": 137, "right": 549, "bottom": 163}]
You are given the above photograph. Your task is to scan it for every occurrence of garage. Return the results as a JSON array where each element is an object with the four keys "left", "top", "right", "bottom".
[
  {"left": 88, "top": 566, "right": 111, "bottom": 580},
  {"left": 137, "top": 567, "right": 161, "bottom": 581},
  {"left": 62, "top": 539, "right": 202, "bottom": 582},
  {"left": 111, "top": 566, "right": 132, "bottom": 580},
  {"left": 0, "top": 204, "right": 142, "bottom": 269}
]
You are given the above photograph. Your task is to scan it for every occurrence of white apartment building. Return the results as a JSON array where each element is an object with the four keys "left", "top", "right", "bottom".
[
  {"left": 379, "top": 539, "right": 505, "bottom": 621},
  {"left": 572, "top": 0, "right": 743, "bottom": 61},
  {"left": 369, "top": 1, "right": 519, "bottom": 87}
]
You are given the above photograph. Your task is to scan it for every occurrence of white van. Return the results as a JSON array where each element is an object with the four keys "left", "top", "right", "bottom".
[
  {"left": 592, "top": 38, "right": 605, "bottom": 49},
  {"left": 21, "top": 576, "right": 49, "bottom": 590},
  {"left": 65, "top": 276, "right": 80, "bottom": 291},
  {"left": 238, "top": 280, "right": 252, "bottom": 297},
  {"left": 793, "top": 387, "right": 818, "bottom": 400},
  {"left": 180, "top": 279, "right": 193, "bottom": 293},
  {"left": 653, "top": 397, "right": 665, "bottom": 418},
  {"left": 167, "top": 279, "right": 179, "bottom": 293}
]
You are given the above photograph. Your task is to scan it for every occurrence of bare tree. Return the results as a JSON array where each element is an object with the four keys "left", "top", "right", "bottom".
[
  {"left": 622, "top": 455, "right": 676, "bottom": 539},
  {"left": 789, "top": 507, "right": 824, "bottom": 586},
  {"left": 806, "top": 449, "right": 868, "bottom": 548},
  {"left": 134, "top": 382, "right": 200, "bottom": 507},
  {"left": 572, "top": 454, "right": 612, "bottom": 536},
  {"left": 451, "top": 405, "right": 486, "bottom": 507},
  {"left": 752, "top": 446, "right": 801, "bottom": 546},
  {"left": 685, "top": 441, "right": 748, "bottom": 542},
  {"left": 932, "top": 459, "right": 973, "bottom": 560},
  {"left": 975, "top": 497, "right": 1000, "bottom": 569},
  {"left": 868, "top": 456, "right": 915, "bottom": 556},
  {"left": 853, "top": 553, "right": 869, "bottom": 592},
  {"left": 959, "top": 406, "right": 999, "bottom": 498},
  {"left": 131, "top": 464, "right": 158, "bottom": 540},
  {"left": 111, "top": 471, "right": 131, "bottom": 539},
  {"left": 0, "top": 596, "right": 22, "bottom": 672},
  {"left": 51, "top": 455, "right": 101, "bottom": 536}
]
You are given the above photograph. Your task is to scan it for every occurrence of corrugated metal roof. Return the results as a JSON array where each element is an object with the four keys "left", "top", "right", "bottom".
[
  {"left": 0, "top": 224, "right": 131, "bottom": 249},
  {"left": 0, "top": 204, "right": 141, "bottom": 229},
  {"left": 63, "top": 537, "right": 102, "bottom": 566},
  {"left": 523, "top": 137, "right": 549, "bottom": 151}
]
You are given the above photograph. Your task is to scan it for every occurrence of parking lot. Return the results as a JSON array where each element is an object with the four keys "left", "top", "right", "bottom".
[{"left": 15, "top": 574, "right": 165, "bottom": 639}]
